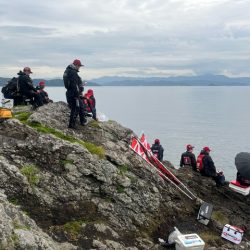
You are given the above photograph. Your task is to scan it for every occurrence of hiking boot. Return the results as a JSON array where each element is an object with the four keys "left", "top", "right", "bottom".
[{"left": 68, "top": 124, "right": 76, "bottom": 129}]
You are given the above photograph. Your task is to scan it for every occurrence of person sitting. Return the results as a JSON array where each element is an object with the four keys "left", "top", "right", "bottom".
[
  {"left": 236, "top": 172, "right": 250, "bottom": 186},
  {"left": 18, "top": 67, "right": 43, "bottom": 107},
  {"left": 83, "top": 89, "right": 97, "bottom": 120},
  {"left": 180, "top": 144, "right": 197, "bottom": 171},
  {"left": 200, "top": 146, "right": 217, "bottom": 177},
  {"left": 215, "top": 171, "right": 226, "bottom": 187},
  {"left": 36, "top": 81, "right": 53, "bottom": 104},
  {"left": 151, "top": 139, "right": 164, "bottom": 162}
]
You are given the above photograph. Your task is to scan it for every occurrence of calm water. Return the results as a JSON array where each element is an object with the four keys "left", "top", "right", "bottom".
[{"left": 6, "top": 86, "right": 250, "bottom": 180}]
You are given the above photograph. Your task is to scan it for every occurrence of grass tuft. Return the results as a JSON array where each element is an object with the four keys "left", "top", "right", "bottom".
[
  {"left": 20, "top": 164, "right": 39, "bottom": 186},
  {"left": 14, "top": 112, "right": 32, "bottom": 123},
  {"left": 63, "top": 220, "right": 83, "bottom": 240}
]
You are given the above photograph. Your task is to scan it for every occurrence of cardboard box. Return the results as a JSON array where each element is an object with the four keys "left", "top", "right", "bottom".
[
  {"left": 221, "top": 224, "right": 244, "bottom": 244},
  {"left": 175, "top": 234, "right": 205, "bottom": 250}
]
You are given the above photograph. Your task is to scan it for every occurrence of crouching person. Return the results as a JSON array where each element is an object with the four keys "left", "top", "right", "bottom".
[
  {"left": 18, "top": 67, "right": 43, "bottom": 107},
  {"left": 36, "top": 81, "right": 53, "bottom": 104},
  {"left": 83, "top": 89, "right": 97, "bottom": 120}
]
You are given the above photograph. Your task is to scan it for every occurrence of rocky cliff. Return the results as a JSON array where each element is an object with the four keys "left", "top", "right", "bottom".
[{"left": 0, "top": 102, "right": 249, "bottom": 250}]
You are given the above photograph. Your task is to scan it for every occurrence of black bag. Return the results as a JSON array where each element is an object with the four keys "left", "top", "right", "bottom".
[
  {"left": 63, "top": 68, "right": 70, "bottom": 89},
  {"left": 1, "top": 77, "right": 19, "bottom": 99}
]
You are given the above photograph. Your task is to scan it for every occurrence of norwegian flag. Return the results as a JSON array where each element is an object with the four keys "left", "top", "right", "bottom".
[{"left": 130, "top": 136, "right": 150, "bottom": 163}]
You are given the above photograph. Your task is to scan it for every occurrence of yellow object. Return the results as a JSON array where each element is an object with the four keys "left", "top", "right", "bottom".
[{"left": 0, "top": 108, "right": 12, "bottom": 118}]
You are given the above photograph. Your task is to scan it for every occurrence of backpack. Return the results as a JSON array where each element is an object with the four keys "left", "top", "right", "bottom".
[
  {"left": 197, "top": 154, "right": 205, "bottom": 172},
  {"left": 1, "top": 77, "right": 19, "bottom": 99},
  {"left": 63, "top": 68, "right": 70, "bottom": 89}
]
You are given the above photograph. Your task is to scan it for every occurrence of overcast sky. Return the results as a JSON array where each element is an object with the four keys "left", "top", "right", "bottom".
[{"left": 0, "top": 0, "right": 250, "bottom": 79}]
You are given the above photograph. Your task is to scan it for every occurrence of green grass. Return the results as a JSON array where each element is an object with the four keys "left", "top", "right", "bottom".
[
  {"left": 89, "top": 120, "right": 100, "bottom": 128},
  {"left": 20, "top": 165, "right": 39, "bottom": 186},
  {"left": 63, "top": 220, "right": 83, "bottom": 240},
  {"left": 212, "top": 210, "right": 229, "bottom": 225},
  {"left": 116, "top": 185, "right": 125, "bottom": 193},
  {"left": 14, "top": 111, "right": 32, "bottom": 123},
  {"left": 60, "top": 159, "right": 75, "bottom": 165},
  {"left": 118, "top": 165, "right": 128, "bottom": 175}
]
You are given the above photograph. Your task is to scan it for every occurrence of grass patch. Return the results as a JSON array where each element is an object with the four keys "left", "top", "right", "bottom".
[
  {"left": 14, "top": 111, "right": 32, "bottom": 123},
  {"left": 212, "top": 211, "right": 229, "bottom": 225},
  {"left": 20, "top": 164, "right": 39, "bottom": 186},
  {"left": 199, "top": 231, "right": 221, "bottom": 243},
  {"left": 26, "top": 122, "right": 105, "bottom": 158},
  {"left": 9, "top": 198, "right": 19, "bottom": 206},
  {"left": 89, "top": 120, "right": 100, "bottom": 128},
  {"left": 118, "top": 165, "right": 128, "bottom": 175},
  {"left": 60, "top": 159, "right": 74, "bottom": 165},
  {"left": 13, "top": 220, "right": 31, "bottom": 231},
  {"left": 116, "top": 185, "right": 125, "bottom": 193},
  {"left": 63, "top": 220, "right": 84, "bottom": 240}
]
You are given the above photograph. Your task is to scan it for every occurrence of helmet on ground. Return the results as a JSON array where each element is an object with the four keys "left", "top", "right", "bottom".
[
  {"left": 23, "top": 67, "right": 32, "bottom": 73},
  {"left": 155, "top": 139, "right": 160, "bottom": 144},
  {"left": 203, "top": 146, "right": 211, "bottom": 152},
  {"left": 73, "top": 59, "right": 84, "bottom": 67},
  {"left": 186, "top": 144, "right": 194, "bottom": 150}
]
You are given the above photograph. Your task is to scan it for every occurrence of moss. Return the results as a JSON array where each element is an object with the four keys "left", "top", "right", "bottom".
[
  {"left": 13, "top": 220, "right": 31, "bottom": 230},
  {"left": 118, "top": 165, "right": 128, "bottom": 175},
  {"left": 199, "top": 231, "right": 221, "bottom": 243},
  {"left": 11, "top": 233, "right": 19, "bottom": 244},
  {"left": 116, "top": 185, "right": 125, "bottom": 193},
  {"left": 60, "top": 159, "right": 75, "bottom": 165},
  {"left": 63, "top": 220, "right": 83, "bottom": 240},
  {"left": 14, "top": 111, "right": 32, "bottom": 123},
  {"left": 26, "top": 122, "right": 105, "bottom": 158},
  {"left": 9, "top": 198, "right": 19, "bottom": 206},
  {"left": 89, "top": 120, "right": 100, "bottom": 128},
  {"left": 20, "top": 165, "right": 39, "bottom": 186},
  {"left": 212, "top": 211, "right": 229, "bottom": 225}
]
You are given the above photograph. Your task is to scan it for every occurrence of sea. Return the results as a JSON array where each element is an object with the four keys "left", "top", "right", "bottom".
[{"left": 4, "top": 86, "right": 250, "bottom": 180}]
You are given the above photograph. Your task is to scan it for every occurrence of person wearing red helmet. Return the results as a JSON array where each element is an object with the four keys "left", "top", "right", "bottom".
[
  {"left": 36, "top": 81, "right": 53, "bottom": 104},
  {"left": 199, "top": 146, "right": 217, "bottom": 177},
  {"left": 180, "top": 144, "right": 197, "bottom": 171},
  {"left": 83, "top": 89, "right": 97, "bottom": 120},
  {"left": 18, "top": 67, "right": 43, "bottom": 107},
  {"left": 63, "top": 59, "right": 87, "bottom": 128},
  {"left": 151, "top": 139, "right": 164, "bottom": 162}
]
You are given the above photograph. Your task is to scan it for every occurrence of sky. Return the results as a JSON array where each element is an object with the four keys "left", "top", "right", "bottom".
[{"left": 0, "top": 0, "right": 250, "bottom": 80}]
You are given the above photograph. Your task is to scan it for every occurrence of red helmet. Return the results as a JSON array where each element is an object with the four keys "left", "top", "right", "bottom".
[
  {"left": 73, "top": 59, "right": 84, "bottom": 67},
  {"left": 186, "top": 144, "right": 194, "bottom": 150},
  {"left": 203, "top": 146, "right": 211, "bottom": 152},
  {"left": 23, "top": 67, "right": 32, "bottom": 73},
  {"left": 87, "top": 89, "right": 94, "bottom": 96},
  {"left": 39, "top": 81, "right": 45, "bottom": 86},
  {"left": 154, "top": 139, "right": 160, "bottom": 144}
]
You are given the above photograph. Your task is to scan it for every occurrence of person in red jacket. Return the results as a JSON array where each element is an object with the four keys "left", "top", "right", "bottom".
[{"left": 83, "top": 89, "right": 97, "bottom": 120}]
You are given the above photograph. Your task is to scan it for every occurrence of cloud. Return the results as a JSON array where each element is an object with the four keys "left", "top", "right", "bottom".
[{"left": 0, "top": 0, "right": 250, "bottom": 78}]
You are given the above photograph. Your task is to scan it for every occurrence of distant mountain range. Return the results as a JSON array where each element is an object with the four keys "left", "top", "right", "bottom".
[{"left": 1, "top": 74, "right": 250, "bottom": 86}]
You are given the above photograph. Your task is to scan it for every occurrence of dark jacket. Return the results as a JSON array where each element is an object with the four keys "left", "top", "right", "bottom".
[
  {"left": 202, "top": 152, "right": 217, "bottom": 177},
  {"left": 237, "top": 172, "right": 250, "bottom": 186},
  {"left": 151, "top": 143, "right": 164, "bottom": 161},
  {"left": 63, "top": 64, "right": 83, "bottom": 98},
  {"left": 18, "top": 71, "right": 36, "bottom": 94},
  {"left": 180, "top": 151, "right": 197, "bottom": 171}
]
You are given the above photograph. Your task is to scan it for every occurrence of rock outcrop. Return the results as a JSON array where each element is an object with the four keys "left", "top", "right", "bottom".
[{"left": 0, "top": 102, "right": 249, "bottom": 249}]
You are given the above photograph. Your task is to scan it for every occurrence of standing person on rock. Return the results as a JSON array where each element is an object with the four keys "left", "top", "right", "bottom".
[
  {"left": 151, "top": 139, "right": 164, "bottom": 162},
  {"left": 180, "top": 144, "right": 197, "bottom": 171},
  {"left": 63, "top": 59, "right": 87, "bottom": 129}
]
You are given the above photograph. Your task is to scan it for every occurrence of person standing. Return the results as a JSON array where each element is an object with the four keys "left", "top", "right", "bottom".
[
  {"left": 151, "top": 139, "right": 164, "bottom": 162},
  {"left": 180, "top": 144, "right": 197, "bottom": 171},
  {"left": 63, "top": 59, "right": 87, "bottom": 128},
  {"left": 18, "top": 67, "right": 43, "bottom": 107}
]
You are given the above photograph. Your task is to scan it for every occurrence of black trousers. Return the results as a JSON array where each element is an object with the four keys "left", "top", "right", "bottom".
[{"left": 68, "top": 96, "right": 86, "bottom": 127}]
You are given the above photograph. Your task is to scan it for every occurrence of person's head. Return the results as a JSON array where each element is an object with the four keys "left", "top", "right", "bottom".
[
  {"left": 203, "top": 146, "right": 211, "bottom": 153},
  {"left": 186, "top": 144, "right": 194, "bottom": 151},
  {"left": 87, "top": 89, "right": 94, "bottom": 96},
  {"left": 73, "top": 59, "right": 84, "bottom": 70},
  {"left": 38, "top": 81, "right": 45, "bottom": 89},
  {"left": 23, "top": 67, "right": 32, "bottom": 75},
  {"left": 154, "top": 139, "right": 160, "bottom": 144}
]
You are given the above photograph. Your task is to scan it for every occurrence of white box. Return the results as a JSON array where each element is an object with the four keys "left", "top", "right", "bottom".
[
  {"left": 175, "top": 234, "right": 205, "bottom": 250},
  {"left": 1, "top": 99, "right": 13, "bottom": 109},
  {"left": 229, "top": 180, "right": 250, "bottom": 196},
  {"left": 221, "top": 224, "right": 244, "bottom": 244}
]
